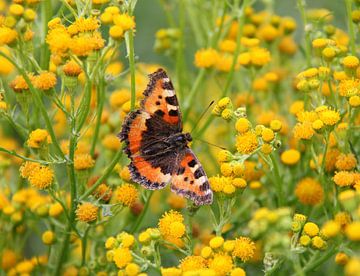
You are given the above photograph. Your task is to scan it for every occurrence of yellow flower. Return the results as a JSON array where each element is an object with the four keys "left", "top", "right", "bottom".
[
  {"left": 236, "top": 131, "right": 258, "bottom": 154},
  {"left": 161, "top": 267, "right": 182, "bottom": 276},
  {"left": 339, "top": 79, "right": 360, "bottom": 97},
  {"left": 345, "top": 258, "right": 360, "bottom": 276},
  {"left": 19, "top": 161, "right": 41, "bottom": 178},
  {"left": 1, "top": 248, "right": 17, "bottom": 271},
  {"left": 312, "top": 119, "right": 324, "bottom": 130},
  {"left": 62, "top": 60, "right": 82, "bottom": 76},
  {"left": 295, "top": 178, "right": 324, "bottom": 205},
  {"left": 281, "top": 149, "right": 300, "bottom": 165},
  {"left": 232, "top": 178, "right": 247, "bottom": 188},
  {"left": 208, "top": 253, "right": 233, "bottom": 276},
  {"left": 28, "top": 166, "right": 54, "bottom": 189},
  {"left": 232, "top": 236, "right": 255, "bottom": 262},
  {"left": 299, "top": 235, "right": 311, "bottom": 246},
  {"left": 102, "top": 134, "right": 121, "bottom": 151},
  {"left": 194, "top": 48, "right": 219, "bottom": 68},
  {"left": 303, "top": 222, "right": 319, "bottom": 237},
  {"left": 159, "top": 210, "right": 186, "bottom": 241},
  {"left": 345, "top": 222, "right": 360, "bottom": 241},
  {"left": 261, "top": 128, "right": 275, "bottom": 142},
  {"left": 289, "top": 101, "right": 304, "bottom": 115},
  {"left": 333, "top": 171, "right": 354, "bottom": 187},
  {"left": 125, "top": 263, "right": 140, "bottom": 276},
  {"left": 293, "top": 122, "right": 314, "bottom": 140},
  {"left": 219, "top": 39, "right": 236, "bottom": 53},
  {"left": 343, "top": 55, "right": 359, "bottom": 69},
  {"left": 0, "top": 27, "right": 18, "bottom": 45},
  {"left": 167, "top": 193, "right": 187, "bottom": 209},
  {"left": 74, "top": 153, "right": 95, "bottom": 170},
  {"left": 180, "top": 256, "right": 206, "bottom": 272},
  {"left": 46, "top": 26, "right": 71, "bottom": 55},
  {"left": 113, "top": 247, "right": 132, "bottom": 268},
  {"left": 201, "top": 246, "right": 213, "bottom": 258},
  {"left": 312, "top": 236, "right": 326, "bottom": 249},
  {"left": 235, "top": 118, "right": 251, "bottom": 134},
  {"left": 9, "top": 4, "right": 24, "bottom": 16},
  {"left": 68, "top": 17, "right": 100, "bottom": 35},
  {"left": 110, "top": 89, "right": 131, "bottom": 108},
  {"left": 209, "top": 236, "right": 224, "bottom": 249},
  {"left": 113, "top": 14, "right": 136, "bottom": 31},
  {"left": 76, "top": 202, "right": 98, "bottom": 223},
  {"left": 105, "top": 236, "right": 117, "bottom": 249},
  {"left": 258, "top": 24, "right": 279, "bottom": 42},
  {"left": 33, "top": 71, "right": 57, "bottom": 91},
  {"left": 114, "top": 184, "right": 138, "bottom": 207},
  {"left": 335, "top": 153, "right": 357, "bottom": 171},
  {"left": 312, "top": 38, "right": 329, "bottom": 49},
  {"left": 27, "top": 129, "right": 51, "bottom": 148},
  {"left": 0, "top": 47, "right": 15, "bottom": 75},
  {"left": 249, "top": 47, "right": 271, "bottom": 67},
  {"left": 270, "top": 119, "right": 282, "bottom": 132},
  {"left": 335, "top": 252, "right": 349, "bottom": 265},
  {"left": 349, "top": 95, "right": 360, "bottom": 107},
  {"left": 230, "top": 268, "right": 246, "bottom": 276},
  {"left": 42, "top": 230, "right": 55, "bottom": 245},
  {"left": 49, "top": 202, "right": 64, "bottom": 217},
  {"left": 321, "top": 220, "right": 340, "bottom": 238},
  {"left": 9, "top": 74, "right": 35, "bottom": 93},
  {"left": 318, "top": 109, "right": 340, "bottom": 126},
  {"left": 109, "top": 25, "right": 124, "bottom": 39}
]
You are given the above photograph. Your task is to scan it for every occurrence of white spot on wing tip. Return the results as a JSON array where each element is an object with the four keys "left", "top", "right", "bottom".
[
  {"left": 165, "top": 89, "right": 175, "bottom": 96},
  {"left": 163, "top": 77, "right": 170, "bottom": 82}
]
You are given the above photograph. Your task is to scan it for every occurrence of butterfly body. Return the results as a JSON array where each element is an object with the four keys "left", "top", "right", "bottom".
[{"left": 119, "top": 69, "right": 213, "bottom": 205}]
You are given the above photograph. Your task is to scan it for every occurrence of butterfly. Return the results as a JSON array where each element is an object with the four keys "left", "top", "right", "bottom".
[{"left": 118, "top": 68, "right": 213, "bottom": 205}]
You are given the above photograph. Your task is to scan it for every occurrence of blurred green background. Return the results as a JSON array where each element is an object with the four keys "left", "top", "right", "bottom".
[{"left": 134, "top": 0, "right": 347, "bottom": 65}]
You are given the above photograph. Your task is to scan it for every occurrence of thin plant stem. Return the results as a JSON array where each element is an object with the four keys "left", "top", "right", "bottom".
[
  {"left": 80, "top": 150, "right": 123, "bottom": 200},
  {"left": 127, "top": 31, "right": 136, "bottom": 111},
  {"left": 345, "top": 0, "right": 356, "bottom": 55},
  {"left": 297, "top": 0, "right": 311, "bottom": 67}
]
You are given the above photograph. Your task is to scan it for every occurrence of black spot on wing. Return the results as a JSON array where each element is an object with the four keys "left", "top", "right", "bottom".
[
  {"left": 168, "top": 109, "right": 179, "bottom": 117},
  {"left": 194, "top": 168, "right": 203, "bottom": 179},
  {"left": 188, "top": 160, "right": 196, "bottom": 167},
  {"left": 155, "top": 109, "right": 165, "bottom": 117},
  {"left": 177, "top": 166, "right": 185, "bottom": 175},
  {"left": 165, "top": 96, "right": 177, "bottom": 105}
]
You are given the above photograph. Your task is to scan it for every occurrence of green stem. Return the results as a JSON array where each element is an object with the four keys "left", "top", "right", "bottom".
[
  {"left": 131, "top": 192, "right": 153, "bottom": 232},
  {"left": 270, "top": 153, "right": 284, "bottom": 206},
  {"left": 303, "top": 245, "right": 337, "bottom": 273},
  {"left": 80, "top": 150, "right": 123, "bottom": 200},
  {"left": 40, "top": 0, "right": 51, "bottom": 69},
  {"left": 0, "top": 147, "right": 57, "bottom": 165},
  {"left": 125, "top": 29, "right": 136, "bottom": 111},
  {"left": 297, "top": 0, "right": 311, "bottom": 67},
  {"left": 345, "top": 0, "right": 356, "bottom": 55},
  {"left": 81, "top": 226, "right": 90, "bottom": 266},
  {"left": 90, "top": 77, "right": 105, "bottom": 157}
]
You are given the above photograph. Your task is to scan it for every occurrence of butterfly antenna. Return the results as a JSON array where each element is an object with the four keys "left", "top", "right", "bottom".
[
  {"left": 193, "top": 137, "right": 227, "bottom": 150},
  {"left": 190, "top": 100, "right": 215, "bottom": 134}
]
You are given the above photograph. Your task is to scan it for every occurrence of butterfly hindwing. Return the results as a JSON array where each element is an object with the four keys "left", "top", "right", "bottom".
[
  {"left": 141, "top": 69, "right": 182, "bottom": 130},
  {"left": 171, "top": 148, "right": 213, "bottom": 205}
]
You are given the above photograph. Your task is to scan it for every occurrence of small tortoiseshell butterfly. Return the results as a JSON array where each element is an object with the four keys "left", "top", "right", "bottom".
[{"left": 118, "top": 68, "right": 213, "bottom": 205}]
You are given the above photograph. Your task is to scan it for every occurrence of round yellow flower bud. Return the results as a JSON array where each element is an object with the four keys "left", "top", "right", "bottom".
[
  {"left": 42, "top": 230, "right": 55, "bottom": 245},
  {"left": 303, "top": 222, "right": 319, "bottom": 237},
  {"left": 270, "top": 119, "right": 282, "bottom": 132},
  {"left": 235, "top": 118, "right": 251, "bottom": 133},
  {"left": 209, "top": 236, "right": 224, "bottom": 249},
  {"left": 201, "top": 246, "right": 213, "bottom": 258}
]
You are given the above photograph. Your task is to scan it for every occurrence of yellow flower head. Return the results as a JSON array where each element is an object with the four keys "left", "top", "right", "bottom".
[
  {"left": 62, "top": 60, "right": 82, "bottom": 77},
  {"left": 333, "top": 171, "right": 354, "bottom": 187},
  {"left": 281, "top": 149, "right": 300, "bottom": 165},
  {"left": 28, "top": 166, "right": 54, "bottom": 189},
  {"left": 113, "top": 14, "right": 136, "bottom": 31},
  {"left": 9, "top": 74, "right": 35, "bottom": 93},
  {"left": 180, "top": 256, "right": 206, "bottom": 272},
  {"left": 194, "top": 48, "right": 219, "bottom": 68},
  {"left": 321, "top": 220, "right": 340, "bottom": 239},
  {"left": 295, "top": 177, "right": 324, "bottom": 205},
  {"left": 33, "top": 71, "right": 57, "bottom": 91},
  {"left": 208, "top": 253, "right": 233, "bottom": 276},
  {"left": 343, "top": 55, "right": 359, "bottom": 69},
  {"left": 74, "top": 153, "right": 95, "bottom": 170},
  {"left": 236, "top": 131, "right": 258, "bottom": 154},
  {"left": 159, "top": 210, "right": 186, "bottom": 240},
  {"left": 303, "top": 222, "right": 319, "bottom": 237},
  {"left": 249, "top": 48, "right": 271, "bottom": 67},
  {"left": 293, "top": 122, "right": 314, "bottom": 140},
  {"left": 345, "top": 222, "right": 360, "bottom": 241},
  {"left": 335, "top": 153, "right": 357, "bottom": 171},
  {"left": 42, "top": 230, "right": 55, "bottom": 245},
  {"left": 0, "top": 27, "right": 18, "bottom": 45},
  {"left": 46, "top": 26, "right": 71, "bottom": 55},
  {"left": 113, "top": 247, "right": 133, "bottom": 268},
  {"left": 318, "top": 109, "right": 340, "bottom": 126},
  {"left": 27, "top": 129, "right": 51, "bottom": 148},
  {"left": 232, "top": 236, "right": 255, "bottom": 262},
  {"left": 114, "top": 183, "right": 138, "bottom": 207},
  {"left": 76, "top": 202, "right": 98, "bottom": 223},
  {"left": 19, "top": 161, "right": 41, "bottom": 178}
]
